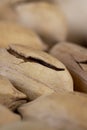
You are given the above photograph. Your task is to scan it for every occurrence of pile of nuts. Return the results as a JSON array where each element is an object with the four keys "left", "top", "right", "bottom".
[{"left": 0, "top": 0, "right": 87, "bottom": 130}]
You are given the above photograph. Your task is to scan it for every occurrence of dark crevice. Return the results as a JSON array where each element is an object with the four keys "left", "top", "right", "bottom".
[
  {"left": 14, "top": 108, "right": 23, "bottom": 119},
  {"left": 78, "top": 61, "right": 87, "bottom": 64},
  {"left": 7, "top": 48, "right": 28, "bottom": 62},
  {"left": 75, "top": 61, "right": 83, "bottom": 70},
  {"left": 7, "top": 48, "right": 65, "bottom": 71},
  {"left": 28, "top": 57, "right": 65, "bottom": 71},
  {"left": 70, "top": 54, "right": 86, "bottom": 70}
]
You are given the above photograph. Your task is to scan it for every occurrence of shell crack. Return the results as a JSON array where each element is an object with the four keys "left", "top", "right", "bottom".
[{"left": 7, "top": 48, "right": 65, "bottom": 71}]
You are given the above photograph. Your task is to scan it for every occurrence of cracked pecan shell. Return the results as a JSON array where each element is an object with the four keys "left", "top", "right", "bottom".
[{"left": 0, "top": 44, "right": 73, "bottom": 100}]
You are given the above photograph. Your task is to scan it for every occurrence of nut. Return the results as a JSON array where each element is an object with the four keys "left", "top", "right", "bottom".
[
  {"left": 50, "top": 42, "right": 87, "bottom": 93},
  {"left": 0, "top": 120, "right": 55, "bottom": 130},
  {"left": 0, "top": 104, "right": 21, "bottom": 125},
  {"left": 0, "top": 44, "right": 73, "bottom": 100},
  {"left": 0, "top": 75, "right": 27, "bottom": 110},
  {"left": 16, "top": 2, "right": 67, "bottom": 44},
  {"left": 18, "top": 92, "right": 87, "bottom": 129},
  {"left": 0, "top": 21, "right": 46, "bottom": 50}
]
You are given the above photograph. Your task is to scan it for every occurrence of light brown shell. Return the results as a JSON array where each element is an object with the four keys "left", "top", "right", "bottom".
[
  {"left": 50, "top": 42, "right": 87, "bottom": 93},
  {"left": 0, "top": 104, "right": 21, "bottom": 126},
  {"left": 0, "top": 0, "right": 29, "bottom": 21},
  {"left": 16, "top": 2, "right": 67, "bottom": 44},
  {"left": 0, "top": 21, "right": 46, "bottom": 50},
  {"left": 0, "top": 44, "right": 73, "bottom": 100},
  {"left": 0, "top": 120, "right": 55, "bottom": 130},
  {"left": 0, "top": 75, "right": 27, "bottom": 110},
  {"left": 18, "top": 92, "right": 87, "bottom": 129}
]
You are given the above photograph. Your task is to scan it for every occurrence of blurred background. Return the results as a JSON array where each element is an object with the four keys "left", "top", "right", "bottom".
[{"left": 0, "top": 0, "right": 87, "bottom": 48}]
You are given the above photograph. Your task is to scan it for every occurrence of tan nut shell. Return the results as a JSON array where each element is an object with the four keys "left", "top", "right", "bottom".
[
  {"left": 0, "top": 5, "right": 17, "bottom": 21},
  {"left": 18, "top": 92, "right": 87, "bottom": 129},
  {"left": 0, "top": 120, "right": 55, "bottom": 130},
  {"left": 0, "top": 21, "right": 46, "bottom": 50},
  {"left": 1, "top": 120, "right": 87, "bottom": 130},
  {"left": 0, "top": 75, "right": 27, "bottom": 110},
  {"left": 0, "top": 46, "right": 53, "bottom": 100},
  {"left": 16, "top": 2, "right": 67, "bottom": 44},
  {"left": 8, "top": 44, "right": 73, "bottom": 92},
  {"left": 0, "top": 0, "right": 28, "bottom": 21},
  {"left": 50, "top": 42, "right": 87, "bottom": 93},
  {"left": 25, "top": 0, "right": 87, "bottom": 45},
  {"left": 0, "top": 44, "right": 73, "bottom": 100},
  {"left": 0, "top": 104, "right": 20, "bottom": 126}
]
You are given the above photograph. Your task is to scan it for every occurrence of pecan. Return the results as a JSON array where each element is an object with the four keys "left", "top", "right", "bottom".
[
  {"left": 50, "top": 42, "right": 87, "bottom": 92},
  {"left": 0, "top": 104, "right": 21, "bottom": 125},
  {"left": 15, "top": 2, "right": 67, "bottom": 45},
  {"left": 0, "top": 75, "right": 27, "bottom": 110},
  {"left": 0, "top": 21, "right": 46, "bottom": 50},
  {"left": 18, "top": 92, "right": 87, "bottom": 129},
  {"left": 0, "top": 120, "right": 54, "bottom": 130},
  {"left": 0, "top": 44, "right": 73, "bottom": 100}
]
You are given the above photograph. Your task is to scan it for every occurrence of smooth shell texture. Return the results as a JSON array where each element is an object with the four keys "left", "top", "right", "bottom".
[
  {"left": 0, "top": 75, "right": 27, "bottom": 110},
  {"left": 18, "top": 92, "right": 87, "bottom": 129},
  {"left": 0, "top": 120, "right": 55, "bottom": 130},
  {"left": 16, "top": 2, "right": 67, "bottom": 44},
  {"left": 0, "top": 104, "right": 21, "bottom": 125},
  {"left": 0, "top": 21, "right": 46, "bottom": 50}
]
